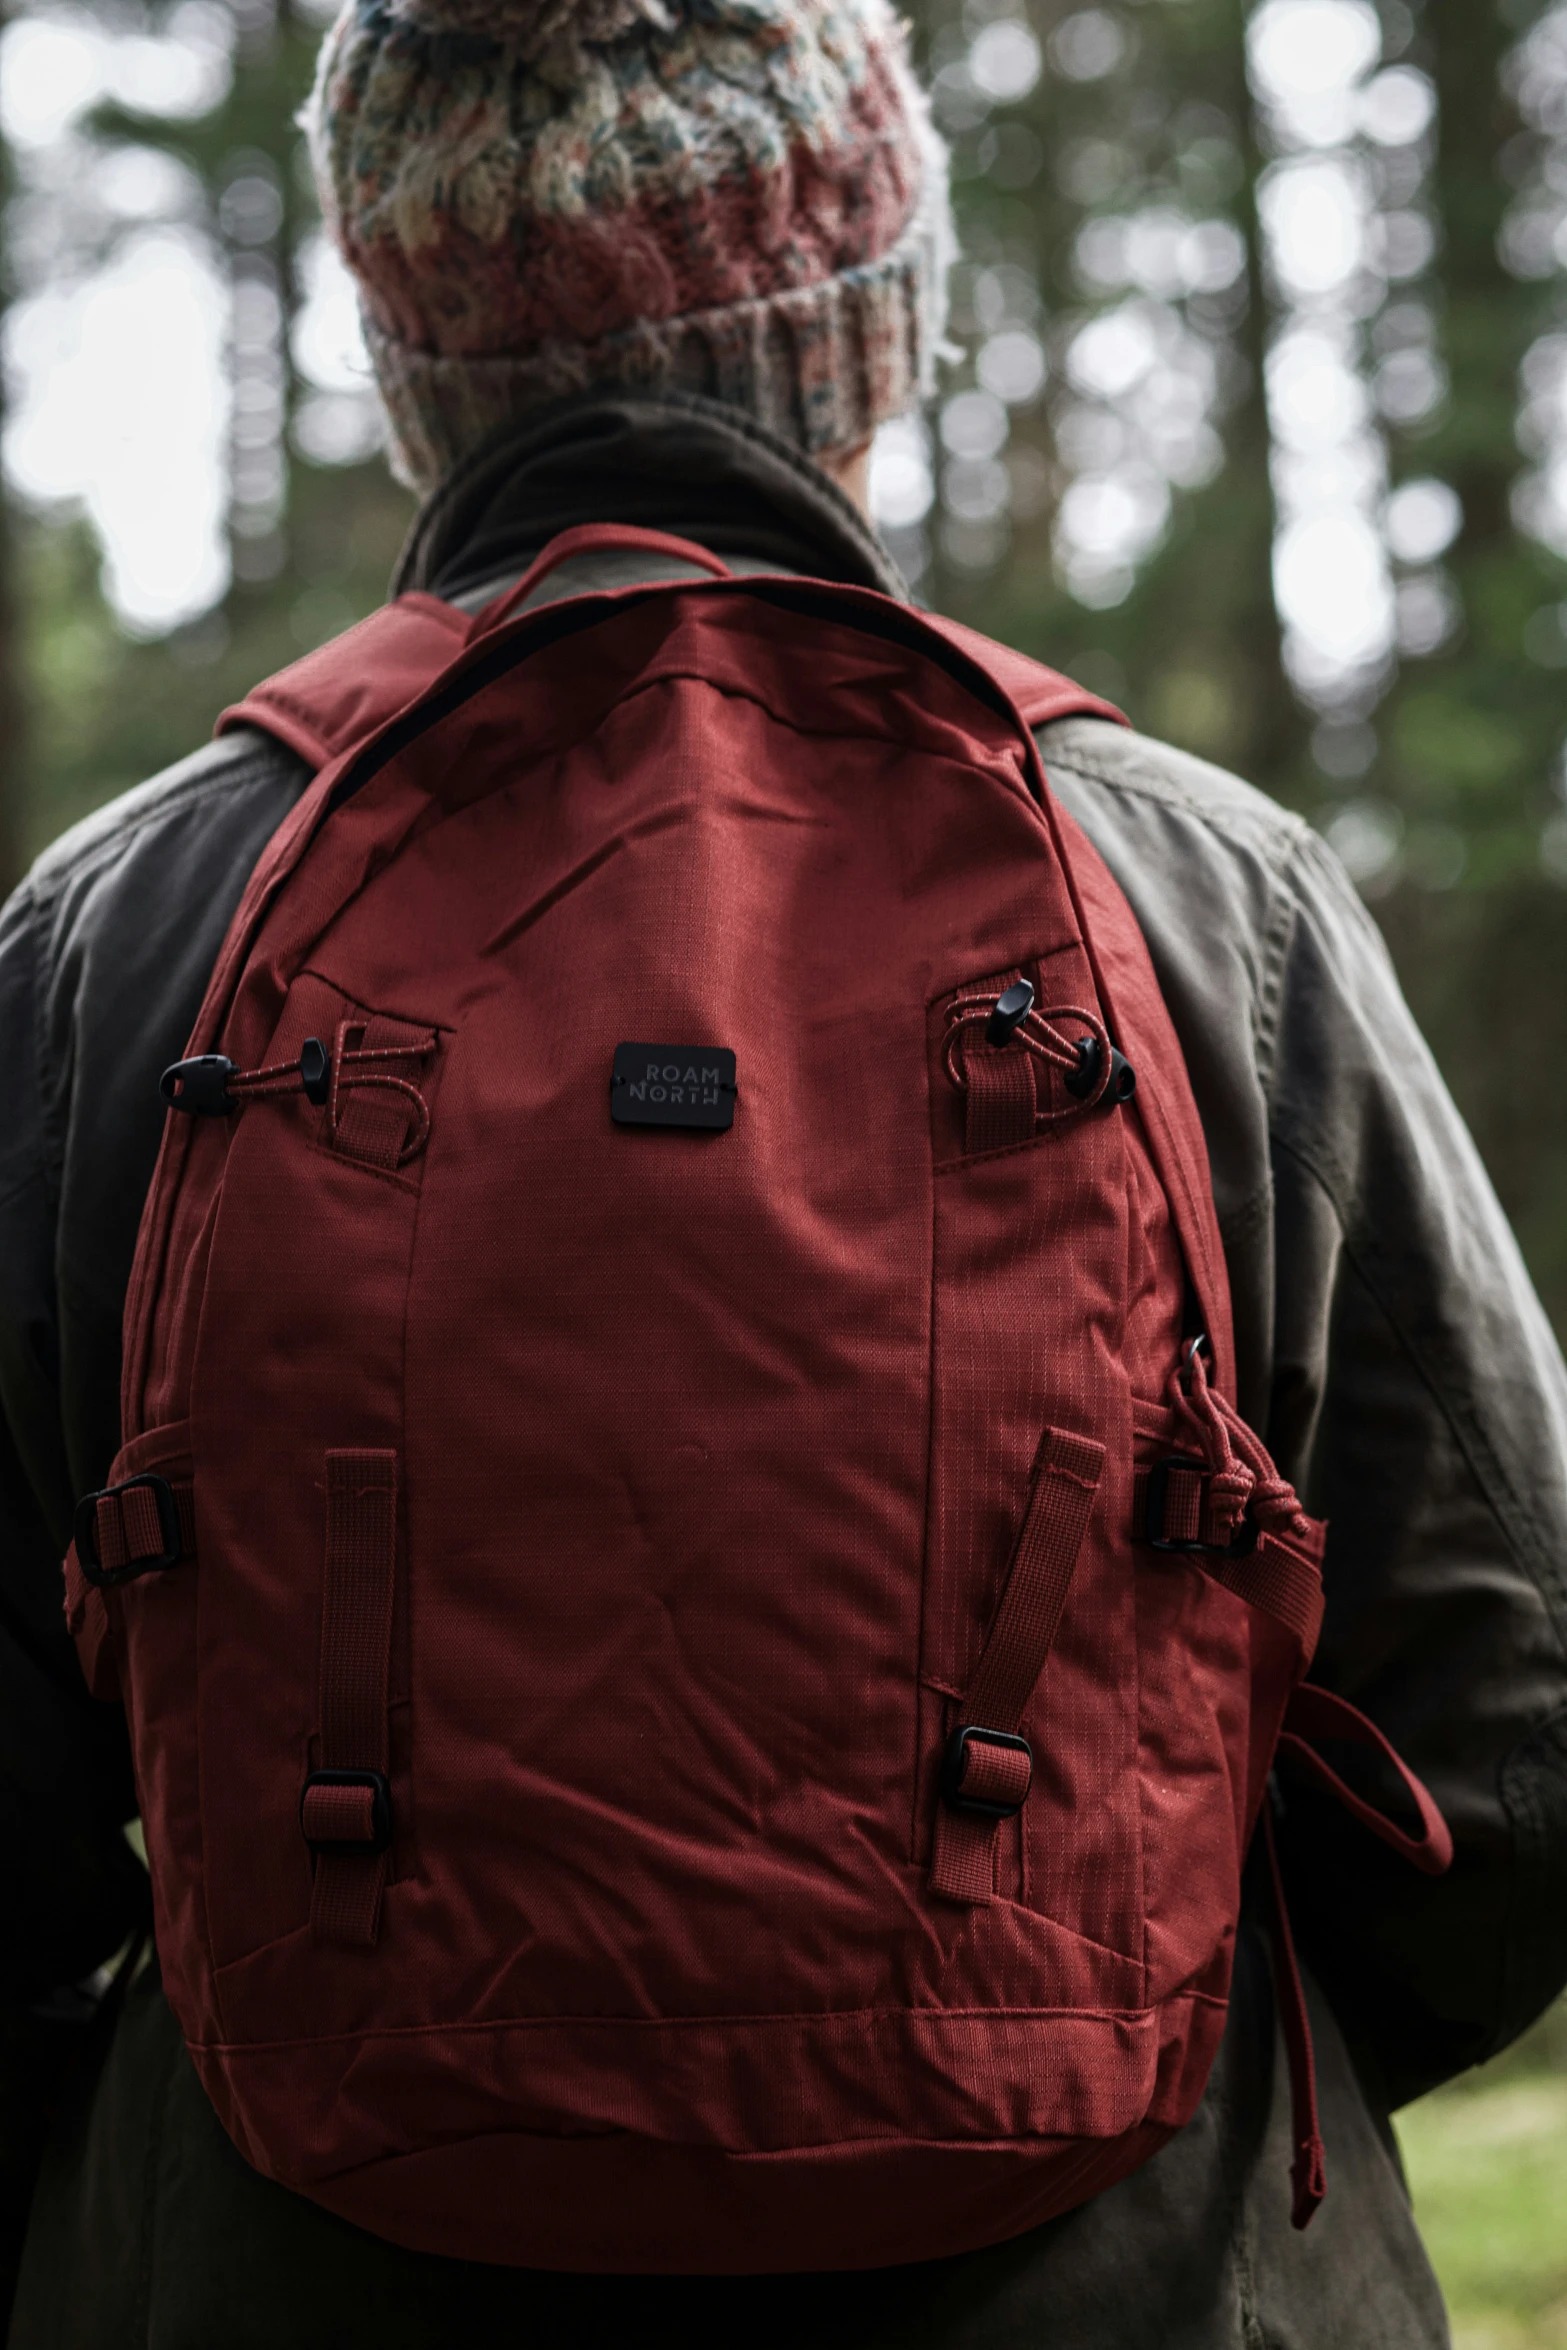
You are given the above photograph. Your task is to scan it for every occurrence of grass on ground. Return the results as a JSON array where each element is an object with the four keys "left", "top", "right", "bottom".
[{"left": 1395, "top": 2000, "right": 1567, "bottom": 2350}]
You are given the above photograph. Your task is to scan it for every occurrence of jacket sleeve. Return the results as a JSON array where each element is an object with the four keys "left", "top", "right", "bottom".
[
  {"left": 0, "top": 734, "right": 312, "bottom": 2311},
  {"left": 0, "top": 874, "right": 150, "bottom": 2312},
  {"left": 0, "top": 874, "right": 147, "bottom": 2001},
  {"left": 1044, "top": 721, "right": 1567, "bottom": 2107},
  {"left": 1261, "top": 829, "right": 1567, "bottom": 2105}
]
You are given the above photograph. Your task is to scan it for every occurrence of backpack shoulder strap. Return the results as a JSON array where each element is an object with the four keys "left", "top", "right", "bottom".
[
  {"left": 1046, "top": 792, "right": 1235, "bottom": 1390},
  {"left": 216, "top": 590, "right": 468, "bottom": 770},
  {"left": 216, "top": 551, "right": 1127, "bottom": 779},
  {"left": 917, "top": 610, "right": 1125, "bottom": 732},
  {"left": 919, "top": 617, "right": 1232, "bottom": 1378}
]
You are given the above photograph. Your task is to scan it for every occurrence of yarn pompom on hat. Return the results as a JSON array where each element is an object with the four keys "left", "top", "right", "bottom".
[{"left": 305, "top": 0, "right": 955, "bottom": 492}]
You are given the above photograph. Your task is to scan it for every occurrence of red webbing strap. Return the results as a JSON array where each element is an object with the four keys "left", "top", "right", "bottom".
[
  {"left": 1134, "top": 1462, "right": 1326, "bottom": 1653},
  {"left": 307, "top": 1450, "right": 398, "bottom": 1946},
  {"left": 931, "top": 1427, "right": 1105, "bottom": 1905},
  {"left": 1261, "top": 1685, "right": 1452, "bottom": 2228},
  {"left": 1136, "top": 1458, "right": 1206, "bottom": 1543},
  {"left": 1262, "top": 1801, "right": 1326, "bottom": 2230},
  {"left": 63, "top": 1479, "right": 197, "bottom": 1681},
  {"left": 1208, "top": 1531, "right": 1324, "bottom": 1652},
  {"left": 963, "top": 1041, "right": 1037, "bottom": 1152},
  {"left": 68, "top": 1482, "right": 196, "bottom": 1595},
  {"left": 1278, "top": 1684, "right": 1453, "bottom": 1876}
]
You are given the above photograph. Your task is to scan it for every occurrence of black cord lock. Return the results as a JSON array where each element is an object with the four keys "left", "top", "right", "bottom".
[
  {"left": 299, "top": 1037, "right": 331, "bottom": 1106},
  {"left": 160, "top": 1055, "right": 236, "bottom": 1117},
  {"left": 985, "top": 979, "right": 1036, "bottom": 1047},
  {"left": 1064, "top": 1035, "right": 1137, "bottom": 1105}
]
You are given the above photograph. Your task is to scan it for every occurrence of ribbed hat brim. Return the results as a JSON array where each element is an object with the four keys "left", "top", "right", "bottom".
[{"left": 367, "top": 201, "right": 943, "bottom": 493}]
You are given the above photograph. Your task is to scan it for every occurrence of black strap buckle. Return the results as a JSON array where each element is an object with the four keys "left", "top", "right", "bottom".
[
  {"left": 1145, "top": 1456, "right": 1257, "bottom": 1559},
  {"left": 941, "top": 1725, "right": 1033, "bottom": 1821},
  {"left": 300, "top": 1770, "right": 393, "bottom": 1855},
  {"left": 74, "top": 1473, "right": 183, "bottom": 1589}
]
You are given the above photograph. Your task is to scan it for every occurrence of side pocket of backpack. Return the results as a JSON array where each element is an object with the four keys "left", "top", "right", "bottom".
[
  {"left": 916, "top": 958, "right": 1146, "bottom": 1972},
  {"left": 185, "top": 973, "right": 444, "bottom": 1993},
  {"left": 77, "top": 1422, "right": 219, "bottom": 2044}
]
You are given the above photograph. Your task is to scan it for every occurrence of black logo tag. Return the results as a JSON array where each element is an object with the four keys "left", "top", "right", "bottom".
[{"left": 611, "top": 1044, "right": 737, "bottom": 1131}]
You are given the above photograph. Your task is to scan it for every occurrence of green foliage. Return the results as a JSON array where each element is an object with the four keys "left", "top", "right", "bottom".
[
  {"left": 15, "top": 460, "right": 411, "bottom": 867},
  {"left": 916, "top": 0, "right": 1298, "bottom": 787},
  {"left": 1397, "top": 2000, "right": 1567, "bottom": 2349},
  {"left": 5, "top": 0, "right": 414, "bottom": 869}
]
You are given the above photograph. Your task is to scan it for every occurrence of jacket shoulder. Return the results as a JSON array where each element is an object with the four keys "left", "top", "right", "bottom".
[
  {"left": 1, "top": 728, "right": 312, "bottom": 1373},
  {"left": 1034, "top": 716, "right": 1330, "bottom": 1099},
  {"left": 1036, "top": 714, "right": 1313, "bottom": 876},
  {"left": 25, "top": 728, "right": 309, "bottom": 920}
]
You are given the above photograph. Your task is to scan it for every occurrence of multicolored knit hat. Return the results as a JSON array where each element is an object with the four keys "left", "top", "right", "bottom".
[{"left": 305, "top": 0, "right": 954, "bottom": 494}]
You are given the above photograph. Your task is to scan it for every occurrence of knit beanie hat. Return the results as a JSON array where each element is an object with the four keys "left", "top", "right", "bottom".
[{"left": 305, "top": 0, "right": 955, "bottom": 495}]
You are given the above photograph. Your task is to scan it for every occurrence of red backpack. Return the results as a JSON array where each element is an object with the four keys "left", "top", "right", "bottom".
[{"left": 63, "top": 527, "right": 1450, "bottom": 2272}]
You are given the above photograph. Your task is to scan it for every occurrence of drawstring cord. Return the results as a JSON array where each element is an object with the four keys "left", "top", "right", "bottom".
[
  {"left": 942, "top": 998, "right": 1114, "bottom": 1117},
  {"left": 1153, "top": 1340, "right": 1446, "bottom": 2233},
  {"left": 1163, "top": 1339, "right": 1325, "bottom": 2224},
  {"left": 163, "top": 1022, "right": 434, "bottom": 1164},
  {"left": 1166, "top": 1340, "right": 1312, "bottom": 1544},
  {"left": 1263, "top": 1798, "right": 1328, "bottom": 2230}
]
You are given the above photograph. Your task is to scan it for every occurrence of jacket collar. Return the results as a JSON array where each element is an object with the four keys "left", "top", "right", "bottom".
[{"left": 391, "top": 391, "right": 909, "bottom": 607}]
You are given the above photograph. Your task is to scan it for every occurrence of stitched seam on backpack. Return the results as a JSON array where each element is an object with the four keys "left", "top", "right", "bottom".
[{"left": 192, "top": 1996, "right": 1217, "bottom": 2055}]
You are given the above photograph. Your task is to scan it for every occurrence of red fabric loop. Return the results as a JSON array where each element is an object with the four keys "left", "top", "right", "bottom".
[
  {"left": 930, "top": 1426, "right": 1105, "bottom": 1906},
  {"left": 309, "top": 1450, "right": 399, "bottom": 1945},
  {"left": 1140, "top": 1460, "right": 1205, "bottom": 1543},
  {"left": 470, "top": 525, "right": 734, "bottom": 640},
  {"left": 1262, "top": 1804, "right": 1327, "bottom": 2231},
  {"left": 955, "top": 1739, "right": 1033, "bottom": 1810},
  {"left": 961, "top": 1043, "right": 1037, "bottom": 1152},
  {"left": 301, "top": 1781, "right": 377, "bottom": 1846},
  {"left": 1279, "top": 1684, "right": 1453, "bottom": 1876},
  {"left": 81, "top": 1480, "right": 196, "bottom": 1578}
]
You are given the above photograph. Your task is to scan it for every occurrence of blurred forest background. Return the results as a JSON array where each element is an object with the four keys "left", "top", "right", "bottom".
[
  {"left": 6, "top": 0, "right": 1567, "bottom": 1333},
  {"left": 0, "top": 0, "right": 1564, "bottom": 2337}
]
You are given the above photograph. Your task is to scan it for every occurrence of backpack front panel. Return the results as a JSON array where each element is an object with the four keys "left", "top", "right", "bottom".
[{"left": 88, "top": 588, "right": 1314, "bottom": 2267}]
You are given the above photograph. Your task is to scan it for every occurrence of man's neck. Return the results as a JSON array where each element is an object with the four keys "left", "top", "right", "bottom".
[
  {"left": 817, "top": 439, "right": 873, "bottom": 518},
  {"left": 391, "top": 393, "right": 906, "bottom": 608}
]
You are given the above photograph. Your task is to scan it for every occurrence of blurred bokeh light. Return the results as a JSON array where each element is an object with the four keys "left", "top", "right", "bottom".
[{"left": 1, "top": 0, "right": 374, "bottom": 637}]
